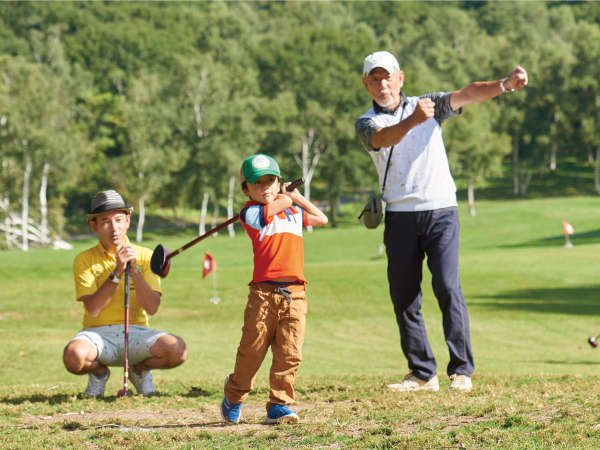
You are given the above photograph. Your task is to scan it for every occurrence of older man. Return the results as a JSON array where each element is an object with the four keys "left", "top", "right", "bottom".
[
  {"left": 63, "top": 190, "right": 187, "bottom": 397},
  {"left": 356, "top": 51, "right": 527, "bottom": 392}
]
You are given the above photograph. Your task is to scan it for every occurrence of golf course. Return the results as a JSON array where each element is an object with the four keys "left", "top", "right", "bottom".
[
  {"left": 3, "top": 1, "right": 600, "bottom": 447},
  {"left": 2, "top": 195, "right": 600, "bottom": 448}
]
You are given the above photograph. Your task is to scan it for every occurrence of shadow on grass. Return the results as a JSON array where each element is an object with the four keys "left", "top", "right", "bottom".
[
  {"left": 0, "top": 393, "right": 76, "bottom": 406},
  {"left": 475, "top": 285, "right": 600, "bottom": 315},
  {"left": 183, "top": 386, "right": 213, "bottom": 398},
  {"left": 0, "top": 392, "right": 173, "bottom": 406},
  {"left": 501, "top": 229, "right": 600, "bottom": 249},
  {"left": 539, "top": 360, "right": 600, "bottom": 366},
  {"left": 61, "top": 421, "right": 232, "bottom": 432}
]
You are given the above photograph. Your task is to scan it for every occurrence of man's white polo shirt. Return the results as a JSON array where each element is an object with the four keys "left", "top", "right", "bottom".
[{"left": 356, "top": 92, "right": 461, "bottom": 212}]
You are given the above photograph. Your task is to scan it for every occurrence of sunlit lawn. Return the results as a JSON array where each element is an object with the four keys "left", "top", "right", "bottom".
[{"left": 2, "top": 196, "right": 600, "bottom": 447}]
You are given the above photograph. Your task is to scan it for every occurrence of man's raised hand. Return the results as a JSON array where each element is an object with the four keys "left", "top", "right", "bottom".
[
  {"left": 504, "top": 66, "right": 528, "bottom": 92},
  {"left": 412, "top": 98, "right": 435, "bottom": 124}
]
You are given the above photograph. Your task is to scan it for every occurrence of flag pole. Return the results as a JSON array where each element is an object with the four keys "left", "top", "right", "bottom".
[
  {"left": 209, "top": 258, "right": 220, "bottom": 304},
  {"left": 211, "top": 269, "right": 218, "bottom": 301},
  {"left": 563, "top": 221, "right": 574, "bottom": 248}
]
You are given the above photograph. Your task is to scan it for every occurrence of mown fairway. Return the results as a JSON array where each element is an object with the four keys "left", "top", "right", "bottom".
[{"left": 2, "top": 197, "right": 600, "bottom": 447}]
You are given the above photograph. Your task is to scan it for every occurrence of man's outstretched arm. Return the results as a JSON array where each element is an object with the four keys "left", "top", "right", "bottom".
[{"left": 450, "top": 66, "right": 528, "bottom": 111}]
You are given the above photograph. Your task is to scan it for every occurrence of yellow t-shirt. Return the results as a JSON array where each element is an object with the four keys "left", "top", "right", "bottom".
[{"left": 73, "top": 238, "right": 162, "bottom": 329}]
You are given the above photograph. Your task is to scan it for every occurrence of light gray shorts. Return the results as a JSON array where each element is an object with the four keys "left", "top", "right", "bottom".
[{"left": 70, "top": 325, "right": 167, "bottom": 367}]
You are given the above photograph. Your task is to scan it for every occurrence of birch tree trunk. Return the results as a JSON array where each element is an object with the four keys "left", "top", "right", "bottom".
[
  {"left": 294, "top": 128, "right": 326, "bottom": 233},
  {"left": 22, "top": 154, "right": 32, "bottom": 251},
  {"left": 193, "top": 103, "right": 204, "bottom": 138},
  {"left": 211, "top": 197, "right": 219, "bottom": 237},
  {"left": 512, "top": 133, "right": 520, "bottom": 196},
  {"left": 227, "top": 175, "right": 235, "bottom": 237},
  {"left": 550, "top": 110, "right": 559, "bottom": 171},
  {"left": 519, "top": 172, "right": 532, "bottom": 196},
  {"left": 550, "top": 144, "right": 557, "bottom": 171},
  {"left": 136, "top": 193, "right": 148, "bottom": 243},
  {"left": 199, "top": 191, "right": 209, "bottom": 235},
  {"left": 189, "top": 69, "right": 207, "bottom": 138},
  {"left": 39, "top": 161, "right": 50, "bottom": 244},
  {"left": 467, "top": 177, "right": 476, "bottom": 216},
  {"left": 1, "top": 196, "right": 10, "bottom": 248}
]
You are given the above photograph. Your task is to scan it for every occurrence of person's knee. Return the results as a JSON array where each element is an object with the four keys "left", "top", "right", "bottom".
[
  {"left": 153, "top": 335, "right": 187, "bottom": 368},
  {"left": 63, "top": 342, "right": 89, "bottom": 374},
  {"left": 170, "top": 337, "right": 187, "bottom": 367},
  {"left": 432, "top": 275, "right": 461, "bottom": 299}
]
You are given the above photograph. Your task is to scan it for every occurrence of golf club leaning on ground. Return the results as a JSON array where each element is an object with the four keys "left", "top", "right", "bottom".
[
  {"left": 117, "top": 264, "right": 131, "bottom": 397},
  {"left": 150, "top": 178, "right": 305, "bottom": 278}
]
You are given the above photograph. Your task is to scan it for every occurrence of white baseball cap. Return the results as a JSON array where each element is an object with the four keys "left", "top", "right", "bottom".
[{"left": 362, "top": 51, "right": 400, "bottom": 77}]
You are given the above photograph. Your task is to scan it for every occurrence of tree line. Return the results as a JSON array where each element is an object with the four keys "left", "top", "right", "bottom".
[{"left": 1, "top": 1, "right": 599, "bottom": 248}]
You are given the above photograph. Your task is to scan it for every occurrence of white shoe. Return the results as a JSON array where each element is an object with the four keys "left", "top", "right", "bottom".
[
  {"left": 130, "top": 368, "right": 156, "bottom": 396},
  {"left": 85, "top": 368, "right": 110, "bottom": 397},
  {"left": 449, "top": 374, "right": 472, "bottom": 392},
  {"left": 388, "top": 373, "right": 439, "bottom": 392}
]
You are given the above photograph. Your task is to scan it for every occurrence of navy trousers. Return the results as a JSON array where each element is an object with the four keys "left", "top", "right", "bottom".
[{"left": 383, "top": 207, "right": 474, "bottom": 380}]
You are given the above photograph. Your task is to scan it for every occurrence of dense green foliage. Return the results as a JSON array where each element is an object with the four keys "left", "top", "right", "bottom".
[{"left": 1, "top": 2, "right": 600, "bottom": 241}]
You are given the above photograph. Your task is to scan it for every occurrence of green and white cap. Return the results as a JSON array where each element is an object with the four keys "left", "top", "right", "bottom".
[{"left": 240, "top": 154, "right": 281, "bottom": 184}]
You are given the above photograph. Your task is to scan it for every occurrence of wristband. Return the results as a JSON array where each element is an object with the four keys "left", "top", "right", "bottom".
[
  {"left": 500, "top": 78, "right": 513, "bottom": 93},
  {"left": 109, "top": 272, "right": 121, "bottom": 284}
]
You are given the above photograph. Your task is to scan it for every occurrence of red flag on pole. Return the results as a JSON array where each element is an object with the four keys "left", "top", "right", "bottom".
[
  {"left": 202, "top": 252, "right": 216, "bottom": 278},
  {"left": 562, "top": 222, "right": 574, "bottom": 236}
]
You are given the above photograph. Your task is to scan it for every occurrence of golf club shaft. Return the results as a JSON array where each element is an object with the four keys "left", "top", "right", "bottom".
[
  {"left": 123, "top": 264, "right": 130, "bottom": 392},
  {"left": 167, "top": 215, "right": 240, "bottom": 261},
  {"left": 165, "top": 177, "right": 305, "bottom": 263}
]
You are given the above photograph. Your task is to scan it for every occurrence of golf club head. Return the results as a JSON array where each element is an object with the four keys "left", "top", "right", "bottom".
[
  {"left": 588, "top": 336, "right": 598, "bottom": 348},
  {"left": 150, "top": 244, "right": 171, "bottom": 278}
]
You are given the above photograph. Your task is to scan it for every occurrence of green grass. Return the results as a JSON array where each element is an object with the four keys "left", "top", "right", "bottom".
[{"left": 2, "top": 196, "right": 600, "bottom": 447}]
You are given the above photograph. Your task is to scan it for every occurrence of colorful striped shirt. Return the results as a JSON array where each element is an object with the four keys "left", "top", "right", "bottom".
[{"left": 240, "top": 200, "right": 308, "bottom": 283}]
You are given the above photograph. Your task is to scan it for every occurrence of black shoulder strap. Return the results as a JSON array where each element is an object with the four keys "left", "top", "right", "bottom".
[{"left": 381, "top": 102, "right": 407, "bottom": 195}]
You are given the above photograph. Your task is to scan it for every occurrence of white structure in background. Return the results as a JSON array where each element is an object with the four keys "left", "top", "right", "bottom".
[{"left": 0, "top": 197, "right": 72, "bottom": 250}]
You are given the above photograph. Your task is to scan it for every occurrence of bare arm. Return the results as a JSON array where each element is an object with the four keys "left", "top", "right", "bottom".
[
  {"left": 130, "top": 267, "right": 161, "bottom": 316},
  {"left": 81, "top": 280, "right": 121, "bottom": 317},
  {"left": 282, "top": 183, "right": 328, "bottom": 227},
  {"left": 265, "top": 193, "right": 293, "bottom": 217},
  {"left": 450, "top": 65, "right": 528, "bottom": 110}
]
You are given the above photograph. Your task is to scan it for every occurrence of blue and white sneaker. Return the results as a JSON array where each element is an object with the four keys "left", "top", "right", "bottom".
[
  {"left": 221, "top": 375, "right": 242, "bottom": 424},
  {"left": 221, "top": 396, "right": 242, "bottom": 424},
  {"left": 266, "top": 404, "right": 299, "bottom": 424}
]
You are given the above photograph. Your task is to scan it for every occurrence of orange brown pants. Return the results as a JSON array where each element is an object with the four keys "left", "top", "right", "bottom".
[{"left": 224, "top": 282, "right": 307, "bottom": 410}]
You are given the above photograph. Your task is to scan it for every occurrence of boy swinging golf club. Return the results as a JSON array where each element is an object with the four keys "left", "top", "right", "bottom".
[{"left": 221, "top": 154, "right": 328, "bottom": 424}]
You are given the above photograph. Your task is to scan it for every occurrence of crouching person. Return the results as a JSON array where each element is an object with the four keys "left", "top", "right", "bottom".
[{"left": 63, "top": 190, "right": 187, "bottom": 397}]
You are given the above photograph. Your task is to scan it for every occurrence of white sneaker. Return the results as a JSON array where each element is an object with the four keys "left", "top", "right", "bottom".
[
  {"left": 449, "top": 374, "right": 472, "bottom": 392},
  {"left": 130, "top": 368, "right": 156, "bottom": 396},
  {"left": 85, "top": 368, "right": 110, "bottom": 397},
  {"left": 388, "top": 373, "right": 439, "bottom": 392}
]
